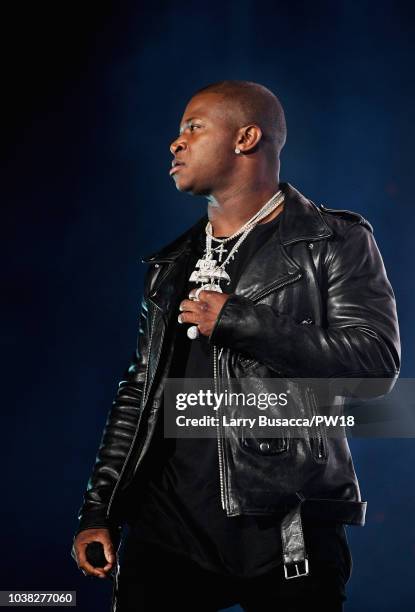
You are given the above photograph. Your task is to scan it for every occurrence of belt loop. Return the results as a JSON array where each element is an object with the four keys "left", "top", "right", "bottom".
[{"left": 281, "top": 501, "right": 310, "bottom": 579}]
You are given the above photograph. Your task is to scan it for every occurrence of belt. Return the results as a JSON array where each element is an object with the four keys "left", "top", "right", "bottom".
[
  {"left": 280, "top": 494, "right": 366, "bottom": 579},
  {"left": 280, "top": 500, "right": 309, "bottom": 580}
]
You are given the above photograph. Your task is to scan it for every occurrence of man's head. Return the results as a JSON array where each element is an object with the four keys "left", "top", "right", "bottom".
[{"left": 169, "top": 80, "right": 286, "bottom": 196}]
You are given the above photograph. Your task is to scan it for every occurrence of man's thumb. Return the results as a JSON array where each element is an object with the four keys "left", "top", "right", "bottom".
[{"left": 103, "top": 541, "right": 115, "bottom": 564}]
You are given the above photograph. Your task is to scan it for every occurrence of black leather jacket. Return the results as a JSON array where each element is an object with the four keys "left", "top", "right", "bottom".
[{"left": 74, "top": 182, "right": 400, "bottom": 543}]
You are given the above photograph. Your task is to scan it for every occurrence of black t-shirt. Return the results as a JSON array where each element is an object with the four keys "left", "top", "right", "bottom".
[{"left": 123, "top": 210, "right": 350, "bottom": 583}]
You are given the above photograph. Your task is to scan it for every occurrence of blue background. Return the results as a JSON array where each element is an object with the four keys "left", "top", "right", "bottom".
[{"left": 2, "top": 1, "right": 415, "bottom": 610}]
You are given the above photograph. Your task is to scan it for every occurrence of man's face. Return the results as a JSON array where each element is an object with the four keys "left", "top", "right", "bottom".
[{"left": 169, "top": 92, "right": 238, "bottom": 195}]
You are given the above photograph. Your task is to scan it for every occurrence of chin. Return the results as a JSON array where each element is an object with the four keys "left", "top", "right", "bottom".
[
  {"left": 174, "top": 179, "right": 204, "bottom": 196},
  {"left": 174, "top": 181, "right": 191, "bottom": 193}
]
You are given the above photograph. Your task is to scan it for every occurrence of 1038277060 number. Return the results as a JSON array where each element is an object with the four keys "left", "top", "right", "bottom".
[{"left": 3, "top": 591, "right": 75, "bottom": 606}]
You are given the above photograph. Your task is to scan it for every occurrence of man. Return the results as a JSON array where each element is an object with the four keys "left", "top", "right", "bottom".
[{"left": 72, "top": 80, "right": 400, "bottom": 611}]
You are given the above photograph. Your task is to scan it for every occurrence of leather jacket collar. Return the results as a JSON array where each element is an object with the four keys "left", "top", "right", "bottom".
[{"left": 141, "top": 182, "right": 333, "bottom": 265}]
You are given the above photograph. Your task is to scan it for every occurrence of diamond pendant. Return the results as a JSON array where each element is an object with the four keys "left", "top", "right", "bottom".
[
  {"left": 216, "top": 243, "right": 227, "bottom": 262},
  {"left": 200, "top": 282, "right": 222, "bottom": 293},
  {"left": 186, "top": 248, "right": 232, "bottom": 340}
]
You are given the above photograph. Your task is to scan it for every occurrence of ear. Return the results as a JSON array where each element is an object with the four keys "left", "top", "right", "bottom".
[{"left": 235, "top": 124, "right": 263, "bottom": 153}]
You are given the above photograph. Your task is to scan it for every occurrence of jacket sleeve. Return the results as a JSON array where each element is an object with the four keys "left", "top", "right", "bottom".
[
  {"left": 74, "top": 269, "right": 154, "bottom": 536},
  {"left": 209, "top": 223, "right": 401, "bottom": 383}
]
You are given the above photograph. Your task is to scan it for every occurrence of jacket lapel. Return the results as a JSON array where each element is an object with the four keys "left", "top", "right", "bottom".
[
  {"left": 230, "top": 236, "right": 302, "bottom": 301},
  {"left": 278, "top": 183, "right": 333, "bottom": 245},
  {"left": 147, "top": 251, "right": 191, "bottom": 320},
  {"left": 142, "top": 216, "right": 206, "bottom": 320},
  {"left": 231, "top": 183, "right": 333, "bottom": 300}
]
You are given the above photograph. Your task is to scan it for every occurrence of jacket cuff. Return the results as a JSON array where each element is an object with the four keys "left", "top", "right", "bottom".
[
  {"left": 71, "top": 515, "right": 123, "bottom": 561},
  {"left": 75, "top": 508, "right": 114, "bottom": 536},
  {"left": 209, "top": 293, "right": 258, "bottom": 348}
]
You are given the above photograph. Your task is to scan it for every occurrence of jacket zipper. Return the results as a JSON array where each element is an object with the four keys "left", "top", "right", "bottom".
[
  {"left": 251, "top": 272, "right": 302, "bottom": 304},
  {"left": 306, "top": 386, "right": 326, "bottom": 461},
  {"left": 213, "top": 343, "right": 228, "bottom": 512},
  {"left": 106, "top": 302, "right": 158, "bottom": 521}
]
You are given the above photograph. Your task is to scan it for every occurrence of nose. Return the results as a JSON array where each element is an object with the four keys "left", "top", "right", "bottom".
[{"left": 170, "top": 136, "right": 187, "bottom": 155}]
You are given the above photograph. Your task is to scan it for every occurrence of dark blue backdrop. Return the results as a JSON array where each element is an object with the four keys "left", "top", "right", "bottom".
[{"left": 3, "top": 1, "right": 415, "bottom": 610}]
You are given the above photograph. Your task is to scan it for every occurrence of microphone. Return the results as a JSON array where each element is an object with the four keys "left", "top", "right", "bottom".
[{"left": 85, "top": 541, "right": 108, "bottom": 568}]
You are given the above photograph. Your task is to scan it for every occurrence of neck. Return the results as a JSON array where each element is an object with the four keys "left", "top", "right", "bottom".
[{"left": 206, "top": 177, "right": 283, "bottom": 237}]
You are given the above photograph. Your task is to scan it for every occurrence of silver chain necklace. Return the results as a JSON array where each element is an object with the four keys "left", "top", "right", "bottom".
[{"left": 186, "top": 189, "right": 284, "bottom": 339}]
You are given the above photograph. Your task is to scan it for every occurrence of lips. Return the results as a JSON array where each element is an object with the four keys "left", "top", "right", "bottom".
[{"left": 169, "top": 160, "right": 185, "bottom": 175}]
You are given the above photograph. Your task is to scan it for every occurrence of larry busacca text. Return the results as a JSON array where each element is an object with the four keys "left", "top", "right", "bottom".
[{"left": 176, "top": 413, "right": 355, "bottom": 428}]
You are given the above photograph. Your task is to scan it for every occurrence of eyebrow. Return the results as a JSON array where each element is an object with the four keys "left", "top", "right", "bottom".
[{"left": 179, "top": 117, "right": 201, "bottom": 134}]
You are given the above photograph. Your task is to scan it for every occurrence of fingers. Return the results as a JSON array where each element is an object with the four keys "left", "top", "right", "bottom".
[
  {"left": 102, "top": 540, "right": 116, "bottom": 570},
  {"left": 178, "top": 308, "right": 209, "bottom": 325},
  {"left": 178, "top": 290, "right": 229, "bottom": 335},
  {"left": 188, "top": 288, "right": 205, "bottom": 301},
  {"left": 73, "top": 529, "right": 115, "bottom": 580},
  {"left": 188, "top": 289, "right": 216, "bottom": 301},
  {"left": 179, "top": 298, "right": 207, "bottom": 312},
  {"left": 178, "top": 300, "right": 208, "bottom": 325},
  {"left": 178, "top": 312, "right": 197, "bottom": 325},
  {"left": 182, "top": 289, "right": 226, "bottom": 308},
  {"left": 77, "top": 545, "right": 111, "bottom": 579}
]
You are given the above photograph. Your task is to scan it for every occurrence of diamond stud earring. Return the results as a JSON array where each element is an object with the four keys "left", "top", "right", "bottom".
[{"left": 235, "top": 147, "right": 241, "bottom": 154}]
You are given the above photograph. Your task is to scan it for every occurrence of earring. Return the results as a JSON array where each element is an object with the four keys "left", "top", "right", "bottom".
[{"left": 235, "top": 147, "right": 241, "bottom": 154}]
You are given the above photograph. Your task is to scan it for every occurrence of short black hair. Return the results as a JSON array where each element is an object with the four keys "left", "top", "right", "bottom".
[{"left": 192, "top": 80, "right": 287, "bottom": 160}]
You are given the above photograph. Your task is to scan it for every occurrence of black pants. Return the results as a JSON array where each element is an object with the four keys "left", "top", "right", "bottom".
[{"left": 113, "top": 525, "right": 352, "bottom": 612}]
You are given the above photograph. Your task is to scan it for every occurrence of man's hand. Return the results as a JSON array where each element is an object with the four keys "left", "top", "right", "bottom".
[
  {"left": 178, "top": 289, "right": 231, "bottom": 336},
  {"left": 72, "top": 528, "right": 115, "bottom": 579}
]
